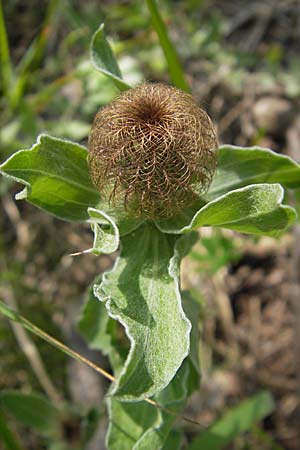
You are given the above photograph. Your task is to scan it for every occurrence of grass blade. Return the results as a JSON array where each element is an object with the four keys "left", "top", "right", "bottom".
[
  {"left": 146, "top": 0, "right": 190, "bottom": 92},
  {"left": 10, "top": 0, "right": 59, "bottom": 107},
  {"left": 0, "top": 0, "right": 13, "bottom": 95}
]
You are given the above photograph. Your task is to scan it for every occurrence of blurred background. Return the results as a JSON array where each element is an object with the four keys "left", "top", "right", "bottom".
[{"left": 0, "top": 0, "right": 300, "bottom": 449}]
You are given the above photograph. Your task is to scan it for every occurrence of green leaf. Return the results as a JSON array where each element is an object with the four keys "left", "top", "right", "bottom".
[
  {"left": 156, "top": 184, "right": 297, "bottom": 237},
  {"left": 81, "top": 408, "right": 101, "bottom": 447},
  {"left": 91, "top": 202, "right": 144, "bottom": 237},
  {"left": 0, "top": 410, "right": 25, "bottom": 450},
  {"left": 135, "top": 361, "right": 189, "bottom": 449},
  {"left": 0, "top": 390, "right": 59, "bottom": 437},
  {"left": 93, "top": 223, "right": 197, "bottom": 400},
  {"left": 78, "top": 276, "right": 125, "bottom": 374},
  {"left": 106, "top": 399, "right": 158, "bottom": 450},
  {"left": 190, "top": 231, "right": 241, "bottom": 275},
  {"left": 106, "top": 360, "right": 190, "bottom": 450},
  {"left": 88, "top": 208, "right": 119, "bottom": 255},
  {"left": 182, "top": 292, "right": 201, "bottom": 395},
  {"left": 0, "top": 134, "right": 100, "bottom": 221},
  {"left": 188, "top": 391, "right": 275, "bottom": 450},
  {"left": 209, "top": 145, "right": 300, "bottom": 200},
  {"left": 91, "top": 23, "right": 131, "bottom": 91},
  {"left": 162, "top": 430, "right": 183, "bottom": 450},
  {"left": 146, "top": 0, "right": 190, "bottom": 92}
]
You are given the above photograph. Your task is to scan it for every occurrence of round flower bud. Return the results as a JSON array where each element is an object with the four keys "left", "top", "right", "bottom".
[{"left": 88, "top": 83, "right": 217, "bottom": 218}]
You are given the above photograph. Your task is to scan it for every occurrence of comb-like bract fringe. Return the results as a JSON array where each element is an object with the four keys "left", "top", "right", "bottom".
[{"left": 88, "top": 83, "right": 218, "bottom": 218}]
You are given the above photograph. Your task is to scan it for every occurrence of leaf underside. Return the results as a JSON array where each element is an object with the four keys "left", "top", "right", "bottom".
[
  {"left": 93, "top": 223, "right": 197, "bottom": 401},
  {"left": 106, "top": 359, "right": 190, "bottom": 450},
  {"left": 0, "top": 134, "right": 100, "bottom": 221},
  {"left": 79, "top": 286, "right": 201, "bottom": 449}
]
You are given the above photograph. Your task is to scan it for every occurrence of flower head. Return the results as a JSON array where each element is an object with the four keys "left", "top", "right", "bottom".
[{"left": 88, "top": 83, "right": 217, "bottom": 218}]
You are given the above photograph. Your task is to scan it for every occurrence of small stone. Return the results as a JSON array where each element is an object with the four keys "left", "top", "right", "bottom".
[{"left": 253, "top": 96, "right": 294, "bottom": 135}]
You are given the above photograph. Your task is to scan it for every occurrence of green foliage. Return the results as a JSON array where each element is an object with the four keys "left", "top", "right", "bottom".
[
  {"left": 79, "top": 288, "right": 201, "bottom": 449},
  {"left": 156, "top": 184, "right": 296, "bottom": 236},
  {"left": 191, "top": 231, "right": 241, "bottom": 275},
  {"left": 188, "top": 391, "right": 275, "bottom": 450},
  {"left": 0, "top": 0, "right": 13, "bottom": 96},
  {"left": 0, "top": 391, "right": 59, "bottom": 437},
  {"left": 78, "top": 277, "right": 126, "bottom": 373},
  {"left": 0, "top": 410, "right": 25, "bottom": 450},
  {"left": 0, "top": 135, "right": 99, "bottom": 221},
  {"left": 108, "top": 360, "right": 190, "bottom": 450},
  {"left": 91, "top": 24, "right": 131, "bottom": 91},
  {"left": 209, "top": 145, "right": 300, "bottom": 199},
  {"left": 88, "top": 208, "right": 120, "bottom": 254},
  {"left": 94, "top": 225, "right": 196, "bottom": 400},
  {"left": 146, "top": 0, "right": 190, "bottom": 92},
  {"left": 1, "top": 4, "right": 299, "bottom": 449},
  {"left": 1, "top": 100, "right": 299, "bottom": 450},
  {"left": 156, "top": 144, "right": 300, "bottom": 233},
  {"left": 104, "top": 297, "right": 199, "bottom": 449}
]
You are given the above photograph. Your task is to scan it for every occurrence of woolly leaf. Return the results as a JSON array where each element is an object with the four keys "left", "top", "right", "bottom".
[
  {"left": 94, "top": 223, "right": 196, "bottom": 400},
  {"left": 209, "top": 145, "right": 300, "bottom": 200},
  {"left": 162, "top": 431, "right": 183, "bottom": 450},
  {"left": 92, "top": 203, "right": 144, "bottom": 237},
  {"left": 79, "top": 286, "right": 199, "bottom": 449},
  {"left": 88, "top": 208, "right": 119, "bottom": 254},
  {"left": 156, "top": 184, "right": 297, "bottom": 236},
  {"left": 106, "top": 360, "right": 190, "bottom": 450},
  {"left": 106, "top": 400, "right": 158, "bottom": 450},
  {"left": 78, "top": 277, "right": 125, "bottom": 374},
  {"left": 0, "top": 135, "right": 99, "bottom": 221},
  {"left": 91, "top": 23, "right": 131, "bottom": 91}
]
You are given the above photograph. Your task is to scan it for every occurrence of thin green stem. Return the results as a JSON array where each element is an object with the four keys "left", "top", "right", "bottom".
[{"left": 146, "top": 0, "right": 190, "bottom": 92}]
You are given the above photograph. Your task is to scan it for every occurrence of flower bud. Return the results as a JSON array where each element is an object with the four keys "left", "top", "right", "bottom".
[{"left": 88, "top": 83, "right": 217, "bottom": 218}]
